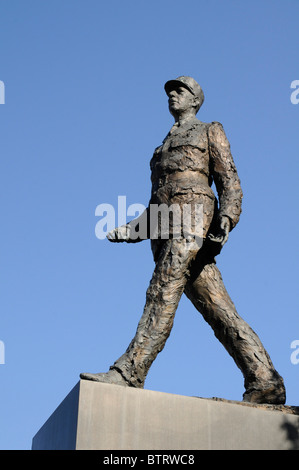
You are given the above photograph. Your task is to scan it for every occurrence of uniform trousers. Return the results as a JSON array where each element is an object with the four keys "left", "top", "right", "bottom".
[{"left": 111, "top": 210, "right": 279, "bottom": 394}]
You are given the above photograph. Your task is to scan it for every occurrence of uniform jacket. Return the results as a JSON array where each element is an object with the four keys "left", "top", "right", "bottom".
[{"left": 149, "top": 117, "right": 243, "bottom": 231}]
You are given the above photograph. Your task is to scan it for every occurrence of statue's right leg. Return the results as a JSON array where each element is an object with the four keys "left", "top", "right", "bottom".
[{"left": 80, "top": 237, "right": 199, "bottom": 387}]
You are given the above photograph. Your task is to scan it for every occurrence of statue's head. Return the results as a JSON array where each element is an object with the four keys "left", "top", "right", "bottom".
[{"left": 164, "top": 76, "right": 204, "bottom": 118}]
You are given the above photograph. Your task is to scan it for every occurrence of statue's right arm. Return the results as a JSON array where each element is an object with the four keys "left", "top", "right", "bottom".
[{"left": 107, "top": 208, "right": 149, "bottom": 243}]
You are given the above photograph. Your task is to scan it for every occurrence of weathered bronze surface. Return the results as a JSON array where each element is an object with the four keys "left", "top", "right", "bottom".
[{"left": 81, "top": 76, "right": 286, "bottom": 404}]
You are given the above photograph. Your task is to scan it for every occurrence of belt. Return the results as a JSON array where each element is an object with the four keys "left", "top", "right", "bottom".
[{"left": 159, "top": 170, "right": 209, "bottom": 186}]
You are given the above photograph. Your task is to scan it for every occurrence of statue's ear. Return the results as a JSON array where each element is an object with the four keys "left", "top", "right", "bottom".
[{"left": 193, "top": 95, "right": 201, "bottom": 113}]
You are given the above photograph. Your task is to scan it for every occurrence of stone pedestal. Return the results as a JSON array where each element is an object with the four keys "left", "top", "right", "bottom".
[{"left": 32, "top": 380, "right": 299, "bottom": 450}]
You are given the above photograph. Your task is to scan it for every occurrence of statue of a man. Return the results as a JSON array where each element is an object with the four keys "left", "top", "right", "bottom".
[{"left": 81, "top": 76, "right": 286, "bottom": 404}]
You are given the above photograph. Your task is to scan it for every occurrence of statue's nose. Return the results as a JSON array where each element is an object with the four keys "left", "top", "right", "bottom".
[{"left": 168, "top": 90, "right": 177, "bottom": 98}]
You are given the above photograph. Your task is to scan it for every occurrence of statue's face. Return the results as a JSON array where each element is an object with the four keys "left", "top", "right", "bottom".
[{"left": 168, "top": 86, "right": 196, "bottom": 118}]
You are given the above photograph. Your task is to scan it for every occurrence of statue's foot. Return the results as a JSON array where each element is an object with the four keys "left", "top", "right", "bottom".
[
  {"left": 80, "top": 369, "right": 128, "bottom": 387},
  {"left": 243, "top": 379, "right": 286, "bottom": 405}
]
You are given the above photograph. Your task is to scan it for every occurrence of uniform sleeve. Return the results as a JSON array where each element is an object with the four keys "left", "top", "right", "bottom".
[{"left": 208, "top": 121, "right": 243, "bottom": 230}]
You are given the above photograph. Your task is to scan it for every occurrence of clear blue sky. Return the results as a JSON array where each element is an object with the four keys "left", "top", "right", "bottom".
[{"left": 0, "top": 0, "right": 298, "bottom": 450}]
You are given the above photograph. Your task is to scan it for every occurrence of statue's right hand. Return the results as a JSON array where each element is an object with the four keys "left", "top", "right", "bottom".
[{"left": 106, "top": 225, "right": 131, "bottom": 242}]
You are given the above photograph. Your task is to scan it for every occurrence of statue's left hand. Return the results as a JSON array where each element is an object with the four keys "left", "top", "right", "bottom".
[{"left": 208, "top": 216, "right": 230, "bottom": 246}]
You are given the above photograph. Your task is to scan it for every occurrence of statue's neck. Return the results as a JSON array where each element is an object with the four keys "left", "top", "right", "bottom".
[{"left": 174, "top": 110, "right": 197, "bottom": 124}]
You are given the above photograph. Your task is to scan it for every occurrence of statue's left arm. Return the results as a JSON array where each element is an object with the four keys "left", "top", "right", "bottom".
[{"left": 208, "top": 121, "right": 243, "bottom": 244}]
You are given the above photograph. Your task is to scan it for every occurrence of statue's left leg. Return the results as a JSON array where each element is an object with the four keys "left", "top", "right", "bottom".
[{"left": 184, "top": 261, "right": 286, "bottom": 404}]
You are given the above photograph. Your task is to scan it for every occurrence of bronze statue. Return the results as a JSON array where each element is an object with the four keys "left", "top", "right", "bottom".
[{"left": 81, "top": 76, "right": 286, "bottom": 404}]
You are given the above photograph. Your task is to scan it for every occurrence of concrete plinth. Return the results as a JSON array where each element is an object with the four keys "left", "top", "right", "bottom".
[{"left": 32, "top": 380, "right": 299, "bottom": 450}]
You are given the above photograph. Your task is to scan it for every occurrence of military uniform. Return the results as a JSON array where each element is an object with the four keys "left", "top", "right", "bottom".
[{"left": 81, "top": 77, "right": 285, "bottom": 404}]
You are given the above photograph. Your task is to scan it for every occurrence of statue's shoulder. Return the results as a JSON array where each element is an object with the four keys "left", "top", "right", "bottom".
[
  {"left": 187, "top": 118, "right": 210, "bottom": 135},
  {"left": 173, "top": 119, "right": 208, "bottom": 147},
  {"left": 207, "top": 121, "right": 227, "bottom": 141},
  {"left": 208, "top": 120, "right": 224, "bottom": 128},
  {"left": 192, "top": 119, "right": 225, "bottom": 134},
  {"left": 191, "top": 117, "right": 209, "bottom": 127}
]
